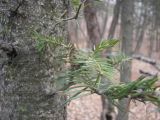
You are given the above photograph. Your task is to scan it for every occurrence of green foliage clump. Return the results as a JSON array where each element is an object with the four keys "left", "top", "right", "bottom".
[
  {"left": 32, "top": 33, "right": 160, "bottom": 108},
  {"left": 32, "top": 31, "right": 73, "bottom": 72},
  {"left": 54, "top": 39, "right": 160, "bottom": 107},
  {"left": 106, "top": 76, "right": 159, "bottom": 105},
  {"left": 32, "top": 31, "right": 65, "bottom": 53}
]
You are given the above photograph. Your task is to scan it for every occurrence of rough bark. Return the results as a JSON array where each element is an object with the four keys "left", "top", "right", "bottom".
[
  {"left": 117, "top": 0, "right": 134, "bottom": 120},
  {"left": 0, "top": 0, "right": 68, "bottom": 119}
]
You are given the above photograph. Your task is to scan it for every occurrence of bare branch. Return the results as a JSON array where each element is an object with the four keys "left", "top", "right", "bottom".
[{"left": 53, "top": 0, "right": 86, "bottom": 29}]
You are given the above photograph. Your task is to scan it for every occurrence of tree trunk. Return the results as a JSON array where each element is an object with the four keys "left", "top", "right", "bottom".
[
  {"left": 117, "top": 0, "right": 134, "bottom": 120},
  {"left": 135, "top": 1, "right": 148, "bottom": 53},
  {"left": 101, "top": 1, "right": 122, "bottom": 120},
  {"left": 148, "top": 23, "right": 155, "bottom": 57},
  {"left": 107, "top": 0, "right": 121, "bottom": 40},
  {"left": 0, "top": 0, "right": 68, "bottom": 119},
  {"left": 155, "top": 29, "right": 160, "bottom": 52},
  {"left": 100, "top": 1, "right": 109, "bottom": 39},
  {"left": 84, "top": 1, "right": 115, "bottom": 120},
  {"left": 84, "top": 0, "right": 101, "bottom": 49},
  {"left": 152, "top": 0, "right": 160, "bottom": 53}
]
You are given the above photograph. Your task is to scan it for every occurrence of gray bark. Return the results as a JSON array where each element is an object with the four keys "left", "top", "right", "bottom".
[
  {"left": 0, "top": 0, "right": 68, "bottom": 120},
  {"left": 117, "top": 0, "right": 134, "bottom": 120}
]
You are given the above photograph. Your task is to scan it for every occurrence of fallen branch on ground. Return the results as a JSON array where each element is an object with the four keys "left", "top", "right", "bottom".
[
  {"left": 133, "top": 54, "right": 160, "bottom": 71},
  {"left": 139, "top": 69, "right": 157, "bottom": 77}
]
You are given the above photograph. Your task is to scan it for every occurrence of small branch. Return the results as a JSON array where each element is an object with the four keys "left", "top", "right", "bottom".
[
  {"left": 63, "top": 0, "right": 83, "bottom": 21},
  {"left": 53, "top": 0, "right": 86, "bottom": 29}
]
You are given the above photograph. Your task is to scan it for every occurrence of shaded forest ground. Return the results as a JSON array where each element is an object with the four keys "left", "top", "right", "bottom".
[{"left": 67, "top": 16, "right": 160, "bottom": 120}]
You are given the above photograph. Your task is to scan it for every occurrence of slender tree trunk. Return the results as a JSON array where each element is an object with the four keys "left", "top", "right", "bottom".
[
  {"left": 107, "top": 0, "right": 121, "bottom": 40},
  {"left": 106, "top": 0, "right": 121, "bottom": 53},
  {"left": 134, "top": 2, "right": 143, "bottom": 42},
  {"left": 84, "top": 1, "right": 115, "bottom": 120},
  {"left": 152, "top": 0, "right": 160, "bottom": 53},
  {"left": 135, "top": 1, "right": 148, "bottom": 53},
  {"left": 0, "top": 0, "right": 68, "bottom": 119},
  {"left": 134, "top": 19, "right": 147, "bottom": 53},
  {"left": 148, "top": 23, "right": 155, "bottom": 57},
  {"left": 67, "top": 1, "right": 79, "bottom": 45},
  {"left": 84, "top": 0, "right": 101, "bottom": 48},
  {"left": 117, "top": 0, "right": 134, "bottom": 120},
  {"left": 100, "top": 1, "right": 109, "bottom": 39},
  {"left": 155, "top": 29, "right": 160, "bottom": 52},
  {"left": 101, "top": 1, "right": 122, "bottom": 120}
]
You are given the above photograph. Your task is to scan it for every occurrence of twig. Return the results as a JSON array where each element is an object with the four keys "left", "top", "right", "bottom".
[{"left": 53, "top": 0, "right": 86, "bottom": 29}]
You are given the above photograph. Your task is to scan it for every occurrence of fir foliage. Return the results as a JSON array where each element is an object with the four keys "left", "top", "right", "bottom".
[{"left": 34, "top": 33, "right": 160, "bottom": 108}]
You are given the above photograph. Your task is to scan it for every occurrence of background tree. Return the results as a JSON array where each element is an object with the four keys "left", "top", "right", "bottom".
[
  {"left": 84, "top": 1, "right": 116, "bottom": 120},
  {"left": 107, "top": 0, "right": 121, "bottom": 40},
  {"left": 117, "top": 0, "right": 134, "bottom": 120},
  {"left": 84, "top": 0, "right": 101, "bottom": 49},
  {"left": 134, "top": 0, "right": 149, "bottom": 53},
  {"left": 152, "top": 0, "right": 160, "bottom": 53}
]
